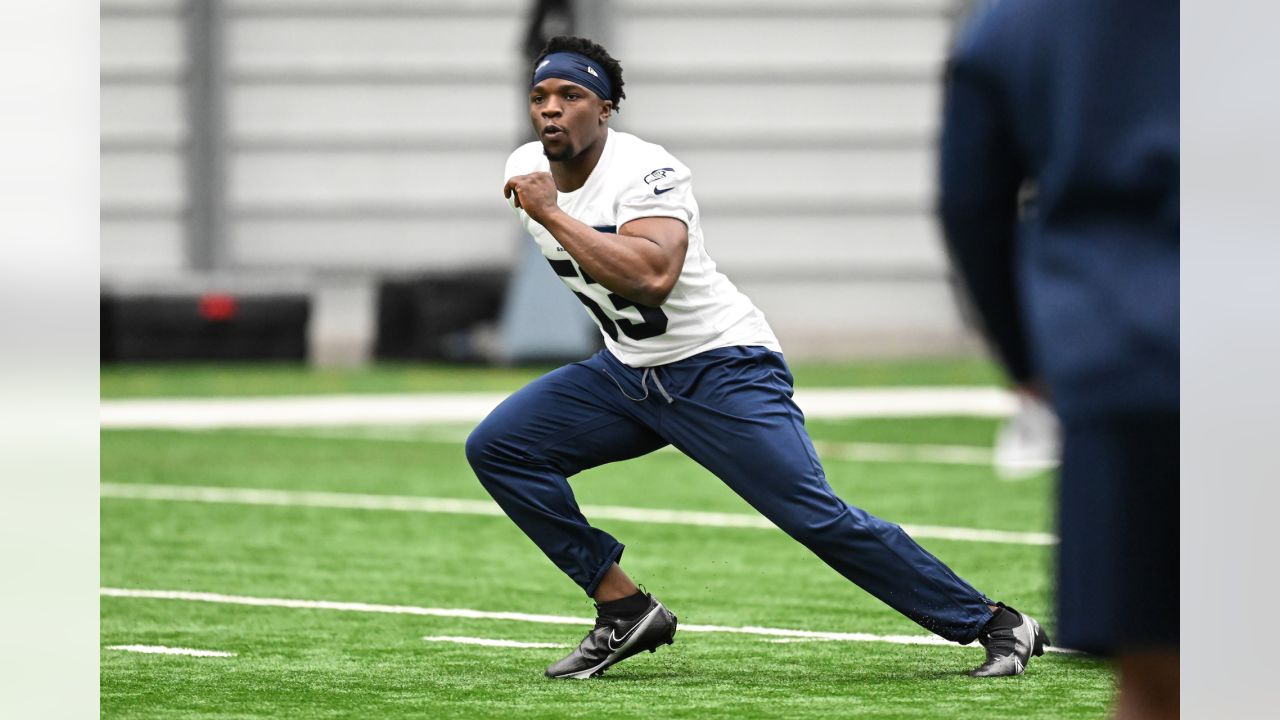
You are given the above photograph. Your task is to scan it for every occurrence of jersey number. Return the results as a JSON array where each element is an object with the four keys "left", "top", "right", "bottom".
[{"left": 548, "top": 258, "right": 669, "bottom": 341}]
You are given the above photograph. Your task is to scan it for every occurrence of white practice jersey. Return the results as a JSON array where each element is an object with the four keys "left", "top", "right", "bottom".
[{"left": 504, "top": 129, "right": 780, "bottom": 367}]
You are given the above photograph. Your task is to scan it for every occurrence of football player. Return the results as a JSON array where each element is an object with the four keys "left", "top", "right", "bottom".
[{"left": 468, "top": 35, "right": 1045, "bottom": 680}]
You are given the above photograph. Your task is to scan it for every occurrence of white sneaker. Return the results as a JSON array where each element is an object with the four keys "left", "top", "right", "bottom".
[{"left": 994, "top": 393, "right": 1061, "bottom": 480}]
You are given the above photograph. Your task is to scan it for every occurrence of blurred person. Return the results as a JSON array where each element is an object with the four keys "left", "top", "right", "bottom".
[
  {"left": 467, "top": 35, "right": 1047, "bottom": 680},
  {"left": 993, "top": 389, "right": 1061, "bottom": 480},
  {"left": 939, "top": 1, "right": 1178, "bottom": 718}
]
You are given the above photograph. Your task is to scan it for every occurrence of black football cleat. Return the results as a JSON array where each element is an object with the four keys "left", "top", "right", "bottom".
[
  {"left": 969, "top": 603, "right": 1050, "bottom": 677},
  {"left": 545, "top": 594, "right": 677, "bottom": 679}
]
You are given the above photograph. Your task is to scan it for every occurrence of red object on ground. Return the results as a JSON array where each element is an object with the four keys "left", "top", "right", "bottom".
[{"left": 198, "top": 293, "right": 238, "bottom": 321}]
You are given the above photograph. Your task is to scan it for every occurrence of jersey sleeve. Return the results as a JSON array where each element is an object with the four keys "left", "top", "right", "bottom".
[
  {"left": 502, "top": 143, "right": 540, "bottom": 213},
  {"left": 615, "top": 161, "right": 694, "bottom": 228},
  {"left": 503, "top": 143, "right": 534, "bottom": 183}
]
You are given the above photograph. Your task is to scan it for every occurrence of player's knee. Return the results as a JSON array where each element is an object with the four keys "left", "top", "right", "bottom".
[
  {"left": 464, "top": 421, "right": 499, "bottom": 471},
  {"left": 781, "top": 521, "right": 822, "bottom": 547},
  {"left": 778, "top": 505, "right": 858, "bottom": 546},
  {"left": 465, "top": 418, "right": 522, "bottom": 476}
]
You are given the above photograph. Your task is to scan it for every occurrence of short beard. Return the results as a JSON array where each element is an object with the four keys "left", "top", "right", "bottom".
[{"left": 542, "top": 143, "right": 574, "bottom": 163}]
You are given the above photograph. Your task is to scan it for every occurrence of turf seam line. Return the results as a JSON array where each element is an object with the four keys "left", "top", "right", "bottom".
[
  {"left": 99, "top": 482, "right": 1057, "bottom": 546},
  {"left": 422, "top": 636, "right": 570, "bottom": 649},
  {"left": 106, "top": 644, "right": 236, "bottom": 657}
]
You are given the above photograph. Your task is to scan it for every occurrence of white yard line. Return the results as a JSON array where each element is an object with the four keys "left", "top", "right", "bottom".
[
  {"left": 422, "top": 636, "right": 569, "bottom": 649},
  {"left": 793, "top": 388, "right": 1016, "bottom": 419},
  {"left": 99, "top": 482, "right": 1056, "bottom": 546},
  {"left": 245, "top": 426, "right": 998, "bottom": 468},
  {"left": 812, "top": 441, "right": 993, "bottom": 466},
  {"left": 106, "top": 644, "right": 236, "bottom": 657},
  {"left": 100, "top": 387, "right": 1017, "bottom": 429},
  {"left": 251, "top": 426, "right": 479, "bottom": 444},
  {"left": 100, "top": 587, "right": 1074, "bottom": 654}
]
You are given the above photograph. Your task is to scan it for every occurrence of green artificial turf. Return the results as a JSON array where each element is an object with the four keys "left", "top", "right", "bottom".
[
  {"left": 100, "top": 357, "right": 1004, "bottom": 399},
  {"left": 102, "top": 408, "right": 1108, "bottom": 719}
]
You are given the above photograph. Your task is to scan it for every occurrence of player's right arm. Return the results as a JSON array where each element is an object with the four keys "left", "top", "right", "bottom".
[{"left": 504, "top": 171, "right": 687, "bottom": 307}]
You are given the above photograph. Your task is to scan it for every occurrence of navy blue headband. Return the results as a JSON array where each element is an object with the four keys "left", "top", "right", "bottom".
[{"left": 531, "top": 51, "right": 613, "bottom": 101}]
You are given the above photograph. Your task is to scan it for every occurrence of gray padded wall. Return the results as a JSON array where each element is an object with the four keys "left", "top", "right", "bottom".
[
  {"left": 223, "top": 0, "right": 525, "bottom": 272},
  {"left": 610, "top": 0, "right": 967, "bottom": 356},
  {"left": 102, "top": 0, "right": 188, "bottom": 276},
  {"left": 101, "top": 0, "right": 974, "bottom": 359}
]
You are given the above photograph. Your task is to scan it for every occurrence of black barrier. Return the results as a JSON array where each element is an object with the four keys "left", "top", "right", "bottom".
[
  {"left": 374, "top": 271, "right": 507, "bottom": 363},
  {"left": 101, "top": 293, "right": 309, "bottom": 362}
]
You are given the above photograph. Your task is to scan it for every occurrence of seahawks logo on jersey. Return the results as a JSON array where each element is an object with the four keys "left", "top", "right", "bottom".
[{"left": 643, "top": 167, "right": 675, "bottom": 185}]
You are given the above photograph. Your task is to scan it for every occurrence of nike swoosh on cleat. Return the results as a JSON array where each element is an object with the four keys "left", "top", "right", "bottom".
[{"left": 606, "top": 609, "right": 655, "bottom": 652}]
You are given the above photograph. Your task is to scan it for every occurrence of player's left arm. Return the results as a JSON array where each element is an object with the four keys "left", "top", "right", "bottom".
[
  {"left": 938, "top": 44, "right": 1035, "bottom": 386},
  {"left": 504, "top": 172, "right": 688, "bottom": 307}
]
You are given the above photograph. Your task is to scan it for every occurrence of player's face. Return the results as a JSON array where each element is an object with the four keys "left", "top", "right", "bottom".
[{"left": 529, "top": 78, "right": 610, "bottom": 162}]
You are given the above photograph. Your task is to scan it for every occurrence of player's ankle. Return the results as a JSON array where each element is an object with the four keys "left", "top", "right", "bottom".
[
  {"left": 595, "top": 589, "right": 649, "bottom": 619},
  {"left": 981, "top": 604, "right": 1021, "bottom": 633}
]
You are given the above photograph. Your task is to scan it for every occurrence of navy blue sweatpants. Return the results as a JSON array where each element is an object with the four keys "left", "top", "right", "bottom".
[{"left": 465, "top": 345, "right": 994, "bottom": 643}]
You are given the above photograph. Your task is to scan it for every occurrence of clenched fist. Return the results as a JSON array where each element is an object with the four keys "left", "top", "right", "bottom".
[{"left": 503, "top": 172, "right": 560, "bottom": 224}]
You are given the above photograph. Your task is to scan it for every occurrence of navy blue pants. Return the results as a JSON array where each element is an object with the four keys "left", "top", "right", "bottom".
[{"left": 466, "top": 346, "right": 994, "bottom": 643}]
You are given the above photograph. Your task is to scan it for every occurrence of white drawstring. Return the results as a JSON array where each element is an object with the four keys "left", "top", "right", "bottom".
[
  {"left": 648, "top": 368, "right": 674, "bottom": 404},
  {"left": 602, "top": 366, "right": 674, "bottom": 404}
]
